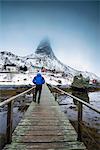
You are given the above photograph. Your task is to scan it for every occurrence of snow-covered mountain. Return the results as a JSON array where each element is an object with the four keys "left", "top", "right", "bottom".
[
  {"left": 0, "top": 38, "right": 100, "bottom": 83},
  {"left": 25, "top": 39, "right": 78, "bottom": 77},
  {"left": 0, "top": 51, "right": 28, "bottom": 67}
]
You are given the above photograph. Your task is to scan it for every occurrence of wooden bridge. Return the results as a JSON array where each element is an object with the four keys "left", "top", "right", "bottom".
[{"left": 3, "top": 84, "right": 86, "bottom": 150}]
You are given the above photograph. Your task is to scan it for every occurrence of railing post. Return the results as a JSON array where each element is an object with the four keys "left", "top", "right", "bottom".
[
  {"left": 33, "top": 88, "right": 35, "bottom": 101},
  {"left": 54, "top": 93, "right": 57, "bottom": 101},
  {"left": 77, "top": 102, "right": 82, "bottom": 141},
  {"left": 6, "top": 101, "right": 13, "bottom": 144}
]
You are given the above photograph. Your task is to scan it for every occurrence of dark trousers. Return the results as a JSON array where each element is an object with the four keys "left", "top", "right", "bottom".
[{"left": 34, "top": 85, "right": 42, "bottom": 103}]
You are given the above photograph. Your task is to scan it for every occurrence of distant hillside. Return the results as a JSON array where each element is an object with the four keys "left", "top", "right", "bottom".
[{"left": 0, "top": 39, "right": 100, "bottom": 82}]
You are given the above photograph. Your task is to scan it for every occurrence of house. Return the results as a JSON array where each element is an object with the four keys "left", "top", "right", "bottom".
[
  {"left": 41, "top": 67, "right": 47, "bottom": 72},
  {"left": 0, "top": 64, "right": 2, "bottom": 70},
  {"left": 92, "top": 79, "right": 97, "bottom": 84},
  {"left": 4, "top": 64, "right": 18, "bottom": 72},
  {"left": 31, "top": 65, "right": 42, "bottom": 72}
]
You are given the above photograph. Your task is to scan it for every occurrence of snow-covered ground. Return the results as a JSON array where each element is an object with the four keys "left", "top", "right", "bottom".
[
  {"left": 0, "top": 72, "right": 72, "bottom": 87},
  {"left": 0, "top": 73, "right": 33, "bottom": 86}
]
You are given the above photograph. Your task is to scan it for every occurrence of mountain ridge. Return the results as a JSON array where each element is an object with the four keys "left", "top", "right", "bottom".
[{"left": 0, "top": 39, "right": 100, "bottom": 81}]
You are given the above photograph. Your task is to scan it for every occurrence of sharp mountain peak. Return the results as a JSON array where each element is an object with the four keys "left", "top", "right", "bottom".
[{"left": 35, "top": 38, "right": 55, "bottom": 58}]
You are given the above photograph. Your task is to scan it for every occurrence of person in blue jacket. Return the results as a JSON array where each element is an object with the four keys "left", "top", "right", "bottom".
[{"left": 32, "top": 72, "right": 45, "bottom": 104}]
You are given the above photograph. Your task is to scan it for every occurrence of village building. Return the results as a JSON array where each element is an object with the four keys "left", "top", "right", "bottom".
[
  {"left": 31, "top": 65, "right": 42, "bottom": 73},
  {"left": 0, "top": 64, "right": 2, "bottom": 70},
  {"left": 4, "top": 64, "right": 18, "bottom": 72}
]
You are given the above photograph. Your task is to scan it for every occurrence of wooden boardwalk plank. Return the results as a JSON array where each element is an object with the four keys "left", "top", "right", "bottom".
[
  {"left": 3, "top": 84, "right": 87, "bottom": 150},
  {"left": 4, "top": 142, "right": 86, "bottom": 150}
]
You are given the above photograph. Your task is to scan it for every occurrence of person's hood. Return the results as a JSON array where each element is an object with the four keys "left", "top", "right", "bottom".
[{"left": 37, "top": 73, "right": 42, "bottom": 77}]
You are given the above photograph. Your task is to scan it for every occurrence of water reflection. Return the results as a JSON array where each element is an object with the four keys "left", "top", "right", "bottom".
[
  {"left": 72, "top": 90, "right": 89, "bottom": 105},
  {"left": 50, "top": 87, "right": 100, "bottom": 150},
  {"left": 0, "top": 89, "right": 33, "bottom": 149}
]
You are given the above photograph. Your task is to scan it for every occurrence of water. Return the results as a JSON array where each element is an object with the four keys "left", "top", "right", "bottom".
[
  {"left": 57, "top": 90, "right": 100, "bottom": 128},
  {"left": 0, "top": 88, "right": 33, "bottom": 149},
  {"left": 57, "top": 90, "right": 100, "bottom": 150}
]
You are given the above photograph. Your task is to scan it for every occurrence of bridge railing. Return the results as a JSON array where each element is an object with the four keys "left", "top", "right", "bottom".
[
  {"left": 49, "top": 85, "right": 100, "bottom": 142},
  {"left": 0, "top": 86, "right": 35, "bottom": 144}
]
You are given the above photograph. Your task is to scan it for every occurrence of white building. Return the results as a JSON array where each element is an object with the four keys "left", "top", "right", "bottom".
[
  {"left": 0, "top": 64, "right": 2, "bottom": 70},
  {"left": 5, "top": 64, "right": 18, "bottom": 72}
]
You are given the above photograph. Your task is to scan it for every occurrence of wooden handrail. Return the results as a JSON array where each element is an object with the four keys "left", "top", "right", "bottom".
[
  {"left": 51, "top": 85, "right": 100, "bottom": 142},
  {"left": 52, "top": 85, "right": 100, "bottom": 114},
  {"left": 0, "top": 86, "right": 35, "bottom": 144},
  {"left": 0, "top": 86, "right": 35, "bottom": 107}
]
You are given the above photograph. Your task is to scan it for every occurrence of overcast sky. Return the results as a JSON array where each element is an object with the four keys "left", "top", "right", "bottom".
[{"left": 0, "top": 0, "right": 100, "bottom": 76}]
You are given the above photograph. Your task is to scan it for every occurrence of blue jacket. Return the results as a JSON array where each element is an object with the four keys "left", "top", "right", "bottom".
[{"left": 32, "top": 73, "right": 45, "bottom": 85}]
